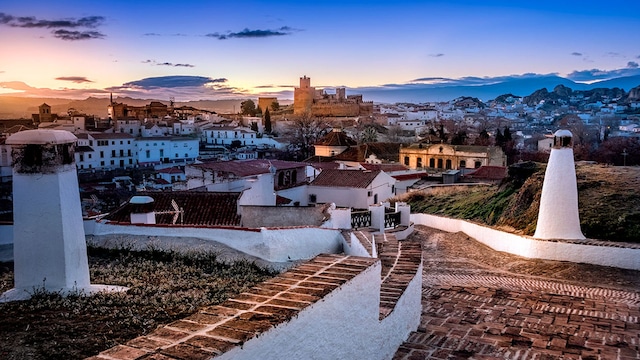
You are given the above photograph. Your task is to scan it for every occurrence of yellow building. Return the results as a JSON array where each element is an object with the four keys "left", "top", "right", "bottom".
[
  {"left": 399, "top": 143, "right": 506, "bottom": 171},
  {"left": 293, "top": 76, "right": 373, "bottom": 117}
]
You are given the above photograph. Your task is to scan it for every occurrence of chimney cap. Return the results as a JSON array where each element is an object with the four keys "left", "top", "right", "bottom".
[{"left": 6, "top": 129, "right": 77, "bottom": 146}]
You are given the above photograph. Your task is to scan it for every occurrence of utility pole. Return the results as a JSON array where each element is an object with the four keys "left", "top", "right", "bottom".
[{"left": 622, "top": 148, "right": 628, "bottom": 167}]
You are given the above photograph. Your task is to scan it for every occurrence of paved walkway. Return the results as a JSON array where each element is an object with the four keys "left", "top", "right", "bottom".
[{"left": 394, "top": 226, "right": 640, "bottom": 360}]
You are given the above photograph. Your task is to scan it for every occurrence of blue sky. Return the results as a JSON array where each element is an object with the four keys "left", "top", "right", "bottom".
[{"left": 0, "top": 0, "right": 639, "bottom": 101}]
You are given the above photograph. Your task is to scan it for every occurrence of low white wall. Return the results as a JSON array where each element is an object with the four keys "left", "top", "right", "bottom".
[
  {"left": 0, "top": 224, "right": 12, "bottom": 245},
  {"left": 412, "top": 213, "right": 640, "bottom": 271},
  {"left": 218, "top": 259, "right": 422, "bottom": 360},
  {"left": 343, "top": 232, "right": 373, "bottom": 258},
  {"left": 89, "top": 221, "right": 342, "bottom": 263}
]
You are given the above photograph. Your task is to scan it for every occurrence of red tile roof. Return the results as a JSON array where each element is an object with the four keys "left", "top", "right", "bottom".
[
  {"left": 192, "top": 160, "right": 306, "bottom": 177},
  {"left": 105, "top": 191, "right": 241, "bottom": 226},
  {"left": 333, "top": 143, "right": 401, "bottom": 163},
  {"left": 361, "top": 163, "right": 408, "bottom": 172},
  {"left": 465, "top": 166, "right": 507, "bottom": 181},
  {"left": 315, "top": 130, "right": 357, "bottom": 147},
  {"left": 311, "top": 169, "right": 381, "bottom": 188},
  {"left": 392, "top": 172, "right": 428, "bottom": 181}
]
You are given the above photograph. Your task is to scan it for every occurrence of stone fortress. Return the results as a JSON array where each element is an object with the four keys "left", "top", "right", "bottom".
[{"left": 293, "top": 76, "right": 373, "bottom": 117}]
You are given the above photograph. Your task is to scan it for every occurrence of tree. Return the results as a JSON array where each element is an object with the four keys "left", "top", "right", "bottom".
[
  {"left": 474, "top": 129, "right": 492, "bottom": 146},
  {"left": 271, "top": 101, "right": 280, "bottom": 112},
  {"left": 286, "top": 113, "right": 330, "bottom": 160},
  {"left": 240, "top": 99, "right": 257, "bottom": 116},
  {"left": 264, "top": 108, "right": 272, "bottom": 134},
  {"left": 450, "top": 130, "right": 468, "bottom": 145},
  {"left": 360, "top": 126, "right": 378, "bottom": 143},
  {"left": 250, "top": 121, "right": 259, "bottom": 132}
]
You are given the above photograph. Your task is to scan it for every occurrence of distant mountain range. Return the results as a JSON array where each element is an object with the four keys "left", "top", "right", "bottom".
[
  {"left": 350, "top": 74, "right": 640, "bottom": 104},
  {"left": 1, "top": 74, "right": 639, "bottom": 119}
]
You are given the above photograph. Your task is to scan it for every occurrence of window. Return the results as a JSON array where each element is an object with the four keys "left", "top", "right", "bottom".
[
  {"left": 475, "top": 161, "right": 482, "bottom": 168},
  {"left": 100, "top": 161, "right": 105, "bottom": 166},
  {"left": 100, "top": 151, "right": 104, "bottom": 158},
  {"left": 445, "top": 159, "right": 452, "bottom": 169},
  {"left": 416, "top": 157, "right": 422, "bottom": 168},
  {"left": 460, "top": 160, "right": 466, "bottom": 168},
  {"left": 404, "top": 156, "right": 409, "bottom": 166},
  {"left": 146, "top": 150, "right": 150, "bottom": 158},
  {"left": 437, "top": 159, "right": 443, "bottom": 168},
  {"left": 309, "top": 194, "right": 317, "bottom": 203},
  {"left": 79, "top": 154, "right": 84, "bottom": 161},
  {"left": 111, "top": 150, "right": 116, "bottom": 157},
  {"left": 429, "top": 158, "right": 435, "bottom": 168}
]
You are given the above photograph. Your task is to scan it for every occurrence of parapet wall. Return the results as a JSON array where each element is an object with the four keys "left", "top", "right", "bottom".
[
  {"left": 92, "top": 251, "right": 423, "bottom": 360},
  {"left": 412, "top": 213, "right": 640, "bottom": 270},
  {"left": 87, "top": 221, "right": 343, "bottom": 263}
]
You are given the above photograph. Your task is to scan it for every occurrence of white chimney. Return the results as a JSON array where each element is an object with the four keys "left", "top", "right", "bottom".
[
  {"left": 533, "top": 130, "right": 585, "bottom": 240},
  {"left": 2, "top": 129, "right": 126, "bottom": 302}
]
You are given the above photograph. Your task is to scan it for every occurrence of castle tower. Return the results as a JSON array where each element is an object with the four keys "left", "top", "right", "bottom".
[
  {"left": 533, "top": 130, "right": 585, "bottom": 240},
  {"left": 1, "top": 129, "right": 126, "bottom": 302},
  {"left": 294, "top": 75, "right": 315, "bottom": 115}
]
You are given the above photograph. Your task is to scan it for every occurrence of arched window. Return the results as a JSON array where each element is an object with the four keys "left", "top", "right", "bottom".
[
  {"left": 459, "top": 160, "right": 466, "bottom": 168},
  {"left": 437, "top": 159, "right": 443, "bottom": 169},
  {"left": 475, "top": 161, "right": 482, "bottom": 168},
  {"left": 416, "top": 157, "right": 422, "bottom": 168},
  {"left": 429, "top": 158, "right": 435, "bottom": 168},
  {"left": 445, "top": 159, "right": 452, "bottom": 169}
]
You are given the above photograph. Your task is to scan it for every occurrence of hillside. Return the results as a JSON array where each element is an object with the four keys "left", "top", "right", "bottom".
[{"left": 397, "top": 163, "right": 640, "bottom": 243}]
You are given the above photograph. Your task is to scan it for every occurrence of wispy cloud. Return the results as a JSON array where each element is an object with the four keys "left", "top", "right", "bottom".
[
  {"left": 429, "top": 53, "right": 445, "bottom": 57},
  {"left": 142, "top": 59, "right": 195, "bottom": 68},
  {"left": 55, "top": 76, "right": 93, "bottom": 83},
  {"left": 571, "top": 52, "right": 583, "bottom": 56},
  {"left": 628, "top": 61, "right": 639, "bottom": 69},
  {"left": 206, "top": 26, "right": 299, "bottom": 40},
  {"left": 0, "top": 12, "right": 105, "bottom": 40}
]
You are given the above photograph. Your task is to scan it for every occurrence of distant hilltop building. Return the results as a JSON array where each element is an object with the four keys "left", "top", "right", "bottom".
[
  {"left": 108, "top": 95, "right": 169, "bottom": 123},
  {"left": 294, "top": 76, "right": 373, "bottom": 117}
]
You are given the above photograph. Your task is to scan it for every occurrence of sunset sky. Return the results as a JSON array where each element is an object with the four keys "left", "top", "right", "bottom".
[{"left": 1, "top": 0, "right": 639, "bottom": 101}]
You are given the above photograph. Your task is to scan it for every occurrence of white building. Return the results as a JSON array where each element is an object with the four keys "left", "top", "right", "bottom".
[
  {"left": 75, "top": 133, "right": 136, "bottom": 171},
  {"left": 308, "top": 169, "right": 396, "bottom": 209},
  {"left": 135, "top": 136, "right": 199, "bottom": 167}
]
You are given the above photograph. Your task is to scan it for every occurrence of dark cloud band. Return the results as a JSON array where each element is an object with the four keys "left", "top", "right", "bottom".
[
  {"left": 55, "top": 76, "right": 93, "bottom": 83},
  {"left": 0, "top": 12, "right": 105, "bottom": 41},
  {"left": 206, "top": 26, "right": 298, "bottom": 40}
]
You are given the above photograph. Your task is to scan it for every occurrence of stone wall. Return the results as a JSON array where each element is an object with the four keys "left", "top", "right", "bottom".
[{"left": 412, "top": 213, "right": 640, "bottom": 270}]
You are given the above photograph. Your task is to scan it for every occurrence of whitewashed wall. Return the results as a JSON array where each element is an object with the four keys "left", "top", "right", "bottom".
[
  {"left": 88, "top": 222, "right": 343, "bottom": 263},
  {"left": 217, "top": 260, "right": 422, "bottom": 360},
  {"left": 0, "top": 224, "right": 12, "bottom": 245},
  {"left": 412, "top": 213, "right": 640, "bottom": 270}
]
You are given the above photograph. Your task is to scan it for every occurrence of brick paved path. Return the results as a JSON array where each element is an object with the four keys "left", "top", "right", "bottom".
[{"left": 394, "top": 227, "right": 640, "bottom": 360}]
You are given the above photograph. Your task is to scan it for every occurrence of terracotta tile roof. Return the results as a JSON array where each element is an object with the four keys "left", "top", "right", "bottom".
[
  {"left": 105, "top": 191, "right": 241, "bottom": 226},
  {"left": 311, "top": 169, "right": 381, "bottom": 188},
  {"left": 465, "top": 166, "right": 507, "bottom": 181},
  {"left": 192, "top": 160, "right": 306, "bottom": 177},
  {"left": 392, "top": 172, "right": 428, "bottom": 181},
  {"left": 276, "top": 195, "right": 292, "bottom": 205},
  {"left": 333, "top": 143, "right": 401, "bottom": 162},
  {"left": 157, "top": 167, "right": 184, "bottom": 174},
  {"left": 315, "top": 130, "right": 357, "bottom": 147},
  {"left": 361, "top": 163, "right": 408, "bottom": 172}
]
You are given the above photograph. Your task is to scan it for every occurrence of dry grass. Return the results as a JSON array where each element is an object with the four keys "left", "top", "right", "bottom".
[
  {"left": 397, "top": 163, "right": 640, "bottom": 242},
  {"left": 0, "top": 244, "right": 276, "bottom": 360}
]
